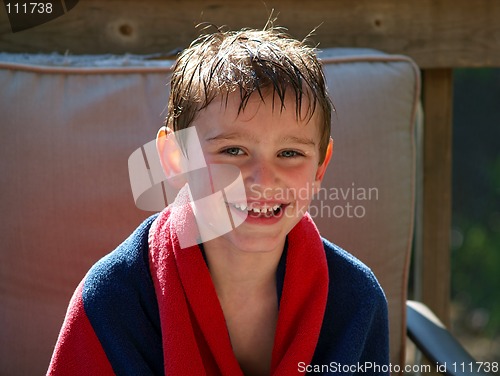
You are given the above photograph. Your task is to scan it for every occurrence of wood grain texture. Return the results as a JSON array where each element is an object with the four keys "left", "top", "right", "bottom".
[
  {"left": 1, "top": 0, "right": 500, "bottom": 67},
  {"left": 422, "top": 68, "right": 453, "bottom": 326}
]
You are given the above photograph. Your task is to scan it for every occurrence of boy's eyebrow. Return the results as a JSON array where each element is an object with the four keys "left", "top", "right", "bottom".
[
  {"left": 205, "top": 132, "right": 316, "bottom": 147},
  {"left": 279, "top": 136, "right": 316, "bottom": 147},
  {"left": 205, "top": 132, "right": 260, "bottom": 143}
]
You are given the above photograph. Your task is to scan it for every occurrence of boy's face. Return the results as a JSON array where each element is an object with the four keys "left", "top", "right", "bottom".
[{"left": 179, "top": 92, "right": 332, "bottom": 254}]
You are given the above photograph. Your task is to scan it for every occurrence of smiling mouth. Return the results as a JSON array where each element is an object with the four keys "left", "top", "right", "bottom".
[{"left": 228, "top": 202, "right": 288, "bottom": 217}]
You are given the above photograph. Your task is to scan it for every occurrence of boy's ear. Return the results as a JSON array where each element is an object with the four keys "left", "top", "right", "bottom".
[
  {"left": 156, "top": 126, "right": 186, "bottom": 188},
  {"left": 314, "top": 138, "right": 334, "bottom": 188}
]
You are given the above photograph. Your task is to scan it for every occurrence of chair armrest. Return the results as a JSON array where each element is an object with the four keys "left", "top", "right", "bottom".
[{"left": 406, "top": 300, "right": 490, "bottom": 376}]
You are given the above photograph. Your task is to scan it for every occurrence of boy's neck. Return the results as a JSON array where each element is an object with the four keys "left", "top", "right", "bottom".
[{"left": 202, "top": 238, "right": 285, "bottom": 300}]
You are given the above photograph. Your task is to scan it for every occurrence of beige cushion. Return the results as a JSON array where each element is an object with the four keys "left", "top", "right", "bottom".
[
  {"left": 0, "top": 50, "right": 419, "bottom": 375},
  {"left": 315, "top": 49, "right": 420, "bottom": 370}
]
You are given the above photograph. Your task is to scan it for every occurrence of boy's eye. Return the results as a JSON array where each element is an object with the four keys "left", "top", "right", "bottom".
[
  {"left": 279, "top": 150, "right": 302, "bottom": 158},
  {"left": 223, "top": 147, "right": 244, "bottom": 156}
]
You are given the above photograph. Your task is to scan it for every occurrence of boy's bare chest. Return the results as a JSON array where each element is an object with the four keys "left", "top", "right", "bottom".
[{"left": 220, "top": 293, "right": 278, "bottom": 376}]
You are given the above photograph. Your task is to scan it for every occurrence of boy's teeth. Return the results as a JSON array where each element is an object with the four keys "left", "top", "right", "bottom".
[{"left": 232, "top": 203, "right": 283, "bottom": 213}]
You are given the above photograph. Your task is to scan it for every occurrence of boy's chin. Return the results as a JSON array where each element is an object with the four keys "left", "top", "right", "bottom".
[{"left": 223, "top": 219, "right": 303, "bottom": 254}]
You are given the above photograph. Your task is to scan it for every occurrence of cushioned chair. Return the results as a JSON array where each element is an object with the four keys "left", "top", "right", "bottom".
[{"left": 0, "top": 50, "right": 483, "bottom": 375}]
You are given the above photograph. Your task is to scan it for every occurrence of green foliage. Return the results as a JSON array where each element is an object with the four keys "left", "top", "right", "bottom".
[
  {"left": 452, "top": 68, "right": 500, "bottom": 336},
  {"left": 452, "top": 217, "right": 500, "bottom": 334}
]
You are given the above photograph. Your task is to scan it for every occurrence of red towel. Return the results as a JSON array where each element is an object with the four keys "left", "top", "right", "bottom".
[{"left": 148, "top": 190, "right": 329, "bottom": 375}]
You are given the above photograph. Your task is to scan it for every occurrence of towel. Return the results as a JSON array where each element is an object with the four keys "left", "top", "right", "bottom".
[
  {"left": 48, "top": 185, "right": 391, "bottom": 375},
  {"left": 148, "top": 189, "right": 329, "bottom": 375}
]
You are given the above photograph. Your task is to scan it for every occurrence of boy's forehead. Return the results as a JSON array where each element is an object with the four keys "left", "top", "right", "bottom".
[
  {"left": 189, "top": 93, "right": 322, "bottom": 145},
  {"left": 194, "top": 90, "right": 319, "bottom": 125}
]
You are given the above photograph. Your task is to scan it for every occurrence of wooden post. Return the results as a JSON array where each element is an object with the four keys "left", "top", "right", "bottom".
[{"left": 421, "top": 68, "right": 453, "bottom": 327}]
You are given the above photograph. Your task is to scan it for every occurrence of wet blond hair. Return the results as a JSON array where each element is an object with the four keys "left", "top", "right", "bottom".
[{"left": 166, "top": 23, "right": 332, "bottom": 163}]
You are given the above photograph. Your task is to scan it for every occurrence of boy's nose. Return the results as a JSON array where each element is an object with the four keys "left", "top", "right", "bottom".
[{"left": 245, "top": 160, "right": 278, "bottom": 192}]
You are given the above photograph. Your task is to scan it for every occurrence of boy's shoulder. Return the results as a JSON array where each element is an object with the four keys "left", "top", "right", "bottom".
[
  {"left": 81, "top": 214, "right": 159, "bottom": 319},
  {"left": 313, "top": 239, "right": 390, "bottom": 367},
  {"left": 79, "top": 213, "right": 164, "bottom": 374},
  {"left": 83, "top": 213, "right": 159, "bottom": 300},
  {"left": 321, "top": 237, "right": 386, "bottom": 303}
]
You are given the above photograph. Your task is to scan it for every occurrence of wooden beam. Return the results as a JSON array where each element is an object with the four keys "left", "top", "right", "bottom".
[
  {"left": 1, "top": 0, "right": 500, "bottom": 68},
  {"left": 421, "top": 68, "right": 453, "bottom": 326}
]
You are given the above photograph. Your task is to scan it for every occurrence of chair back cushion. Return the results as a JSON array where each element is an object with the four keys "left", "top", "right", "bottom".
[{"left": 316, "top": 49, "right": 420, "bottom": 370}]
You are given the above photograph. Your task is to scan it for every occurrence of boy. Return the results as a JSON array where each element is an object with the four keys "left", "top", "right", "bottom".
[{"left": 48, "top": 24, "right": 389, "bottom": 375}]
